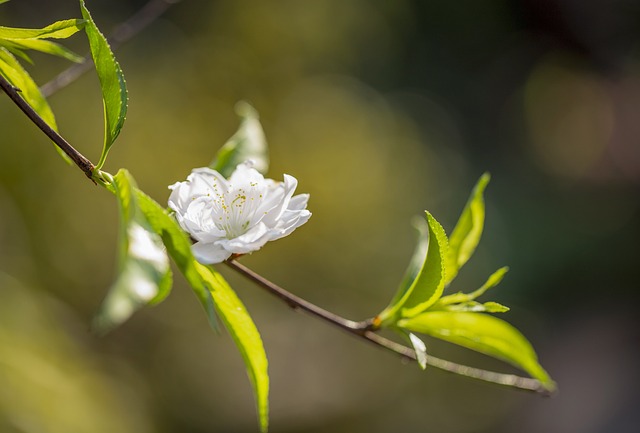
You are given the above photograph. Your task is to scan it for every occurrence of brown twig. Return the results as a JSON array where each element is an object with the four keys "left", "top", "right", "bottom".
[
  {"left": 224, "top": 257, "right": 551, "bottom": 395},
  {"left": 0, "top": 74, "right": 95, "bottom": 181},
  {"left": 41, "top": 0, "right": 182, "bottom": 97}
]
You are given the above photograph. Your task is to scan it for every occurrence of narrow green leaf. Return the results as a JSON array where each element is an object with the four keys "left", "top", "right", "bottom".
[
  {"left": 0, "top": 47, "right": 71, "bottom": 163},
  {"left": 135, "top": 189, "right": 219, "bottom": 331},
  {"left": 0, "top": 38, "right": 84, "bottom": 62},
  {"left": 445, "top": 173, "right": 490, "bottom": 285},
  {"left": 440, "top": 300, "right": 510, "bottom": 313},
  {"left": 93, "top": 170, "right": 172, "bottom": 334},
  {"left": 436, "top": 266, "right": 509, "bottom": 307},
  {"left": 211, "top": 101, "right": 269, "bottom": 177},
  {"left": 134, "top": 190, "right": 268, "bottom": 431},
  {"left": 0, "top": 19, "right": 85, "bottom": 40},
  {"left": 195, "top": 263, "right": 270, "bottom": 433},
  {"left": 377, "top": 211, "right": 448, "bottom": 325},
  {"left": 399, "top": 311, "right": 555, "bottom": 391},
  {"left": 80, "top": 0, "right": 128, "bottom": 169}
]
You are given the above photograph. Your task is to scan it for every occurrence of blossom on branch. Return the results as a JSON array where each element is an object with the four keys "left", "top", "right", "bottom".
[{"left": 168, "top": 161, "right": 311, "bottom": 264}]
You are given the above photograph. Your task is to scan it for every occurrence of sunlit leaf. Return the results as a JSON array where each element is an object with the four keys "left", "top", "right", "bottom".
[
  {"left": 93, "top": 170, "right": 172, "bottom": 334},
  {"left": 377, "top": 211, "right": 448, "bottom": 325},
  {"left": 445, "top": 173, "right": 490, "bottom": 285},
  {"left": 0, "top": 47, "right": 71, "bottom": 163},
  {"left": 436, "top": 266, "right": 509, "bottom": 308},
  {"left": 0, "top": 19, "right": 85, "bottom": 40},
  {"left": 0, "top": 38, "right": 83, "bottom": 62},
  {"left": 135, "top": 189, "right": 219, "bottom": 331},
  {"left": 399, "top": 311, "right": 555, "bottom": 391},
  {"left": 135, "top": 190, "right": 269, "bottom": 431},
  {"left": 80, "top": 0, "right": 128, "bottom": 169},
  {"left": 195, "top": 263, "right": 270, "bottom": 433},
  {"left": 211, "top": 101, "right": 269, "bottom": 177},
  {"left": 441, "top": 300, "right": 509, "bottom": 313}
]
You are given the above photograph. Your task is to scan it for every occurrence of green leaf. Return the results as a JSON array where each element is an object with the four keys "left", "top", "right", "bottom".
[
  {"left": 0, "top": 1, "right": 10, "bottom": 5},
  {"left": 93, "top": 170, "right": 172, "bottom": 334},
  {"left": 399, "top": 311, "right": 555, "bottom": 391},
  {"left": 0, "top": 47, "right": 71, "bottom": 163},
  {"left": 80, "top": 0, "right": 128, "bottom": 169},
  {"left": 0, "top": 19, "right": 85, "bottom": 40},
  {"left": 195, "top": 263, "right": 270, "bottom": 433},
  {"left": 440, "top": 300, "right": 510, "bottom": 313},
  {"left": 135, "top": 189, "right": 219, "bottom": 332},
  {"left": 377, "top": 211, "right": 448, "bottom": 325},
  {"left": 436, "top": 266, "right": 509, "bottom": 307},
  {"left": 211, "top": 101, "right": 269, "bottom": 177},
  {"left": 0, "top": 38, "right": 83, "bottom": 63},
  {"left": 445, "top": 173, "right": 490, "bottom": 285},
  {"left": 134, "top": 190, "right": 268, "bottom": 431}
]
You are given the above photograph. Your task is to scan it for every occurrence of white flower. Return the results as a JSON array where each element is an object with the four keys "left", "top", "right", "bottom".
[{"left": 168, "top": 161, "right": 311, "bottom": 264}]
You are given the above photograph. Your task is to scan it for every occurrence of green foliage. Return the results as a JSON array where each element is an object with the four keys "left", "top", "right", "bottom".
[
  {"left": 0, "top": 18, "right": 84, "bottom": 163},
  {"left": 374, "top": 174, "right": 554, "bottom": 388},
  {"left": 80, "top": 0, "right": 128, "bottom": 170},
  {"left": 0, "top": 19, "right": 85, "bottom": 63},
  {"left": 377, "top": 211, "right": 448, "bottom": 325},
  {"left": 194, "top": 262, "right": 270, "bottom": 433},
  {"left": 135, "top": 189, "right": 269, "bottom": 432},
  {"left": 444, "top": 173, "right": 490, "bottom": 285},
  {"left": 398, "top": 311, "right": 555, "bottom": 391},
  {"left": 210, "top": 101, "right": 269, "bottom": 177},
  {"left": 135, "top": 189, "right": 218, "bottom": 331},
  {"left": 93, "top": 170, "right": 172, "bottom": 334}
]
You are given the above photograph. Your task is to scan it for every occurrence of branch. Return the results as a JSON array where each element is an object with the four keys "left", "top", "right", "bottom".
[
  {"left": 41, "top": 0, "right": 181, "bottom": 98},
  {"left": 224, "top": 258, "right": 551, "bottom": 396},
  {"left": 0, "top": 74, "right": 95, "bottom": 181}
]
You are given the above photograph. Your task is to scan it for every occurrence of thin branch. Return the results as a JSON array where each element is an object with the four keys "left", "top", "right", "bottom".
[
  {"left": 41, "top": 0, "right": 182, "bottom": 98},
  {"left": 224, "top": 258, "right": 551, "bottom": 396},
  {"left": 0, "top": 74, "right": 95, "bottom": 180}
]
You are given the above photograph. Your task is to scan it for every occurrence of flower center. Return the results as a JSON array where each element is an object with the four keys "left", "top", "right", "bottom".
[{"left": 209, "top": 180, "right": 263, "bottom": 239}]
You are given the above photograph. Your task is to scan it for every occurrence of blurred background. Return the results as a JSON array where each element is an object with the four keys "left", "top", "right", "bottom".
[{"left": 1, "top": 0, "right": 640, "bottom": 432}]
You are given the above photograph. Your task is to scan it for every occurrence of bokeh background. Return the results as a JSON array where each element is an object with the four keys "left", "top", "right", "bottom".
[{"left": 2, "top": 0, "right": 640, "bottom": 432}]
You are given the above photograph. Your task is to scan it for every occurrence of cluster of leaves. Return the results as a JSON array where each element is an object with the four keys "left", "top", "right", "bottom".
[
  {"left": 374, "top": 175, "right": 555, "bottom": 391},
  {"left": 0, "top": 1, "right": 554, "bottom": 432},
  {"left": 1, "top": 2, "right": 270, "bottom": 431}
]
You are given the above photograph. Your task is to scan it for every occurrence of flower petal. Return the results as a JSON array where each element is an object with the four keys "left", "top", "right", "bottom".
[{"left": 192, "top": 241, "right": 232, "bottom": 264}]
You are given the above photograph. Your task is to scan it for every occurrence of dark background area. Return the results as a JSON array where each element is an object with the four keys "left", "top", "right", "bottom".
[{"left": 1, "top": 1, "right": 639, "bottom": 432}]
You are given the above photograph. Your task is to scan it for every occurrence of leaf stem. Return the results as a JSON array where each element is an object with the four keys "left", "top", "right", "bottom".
[
  {"left": 0, "top": 73, "right": 96, "bottom": 181},
  {"left": 224, "top": 257, "right": 551, "bottom": 396}
]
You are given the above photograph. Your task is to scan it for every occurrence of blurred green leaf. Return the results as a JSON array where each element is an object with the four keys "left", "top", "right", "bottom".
[
  {"left": 135, "top": 189, "right": 219, "bottom": 332},
  {"left": 93, "top": 170, "right": 172, "bottom": 334},
  {"left": 377, "top": 211, "right": 448, "bottom": 324},
  {"left": 445, "top": 173, "right": 490, "bottom": 285},
  {"left": 80, "top": 0, "right": 128, "bottom": 169},
  {"left": 399, "top": 311, "right": 555, "bottom": 391},
  {"left": 135, "top": 190, "right": 268, "bottom": 431},
  {"left": 0, "top": 47, "right": 71, "bottom": 163},
  {"left": 195, "top": 262, "right": 270, "bottom": 433},
  {"left": 211, "top": 101, "right": 269, "bottom": 177},
  {"left": 0, "top": 1, "right": 10, "bottom": 5}
]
